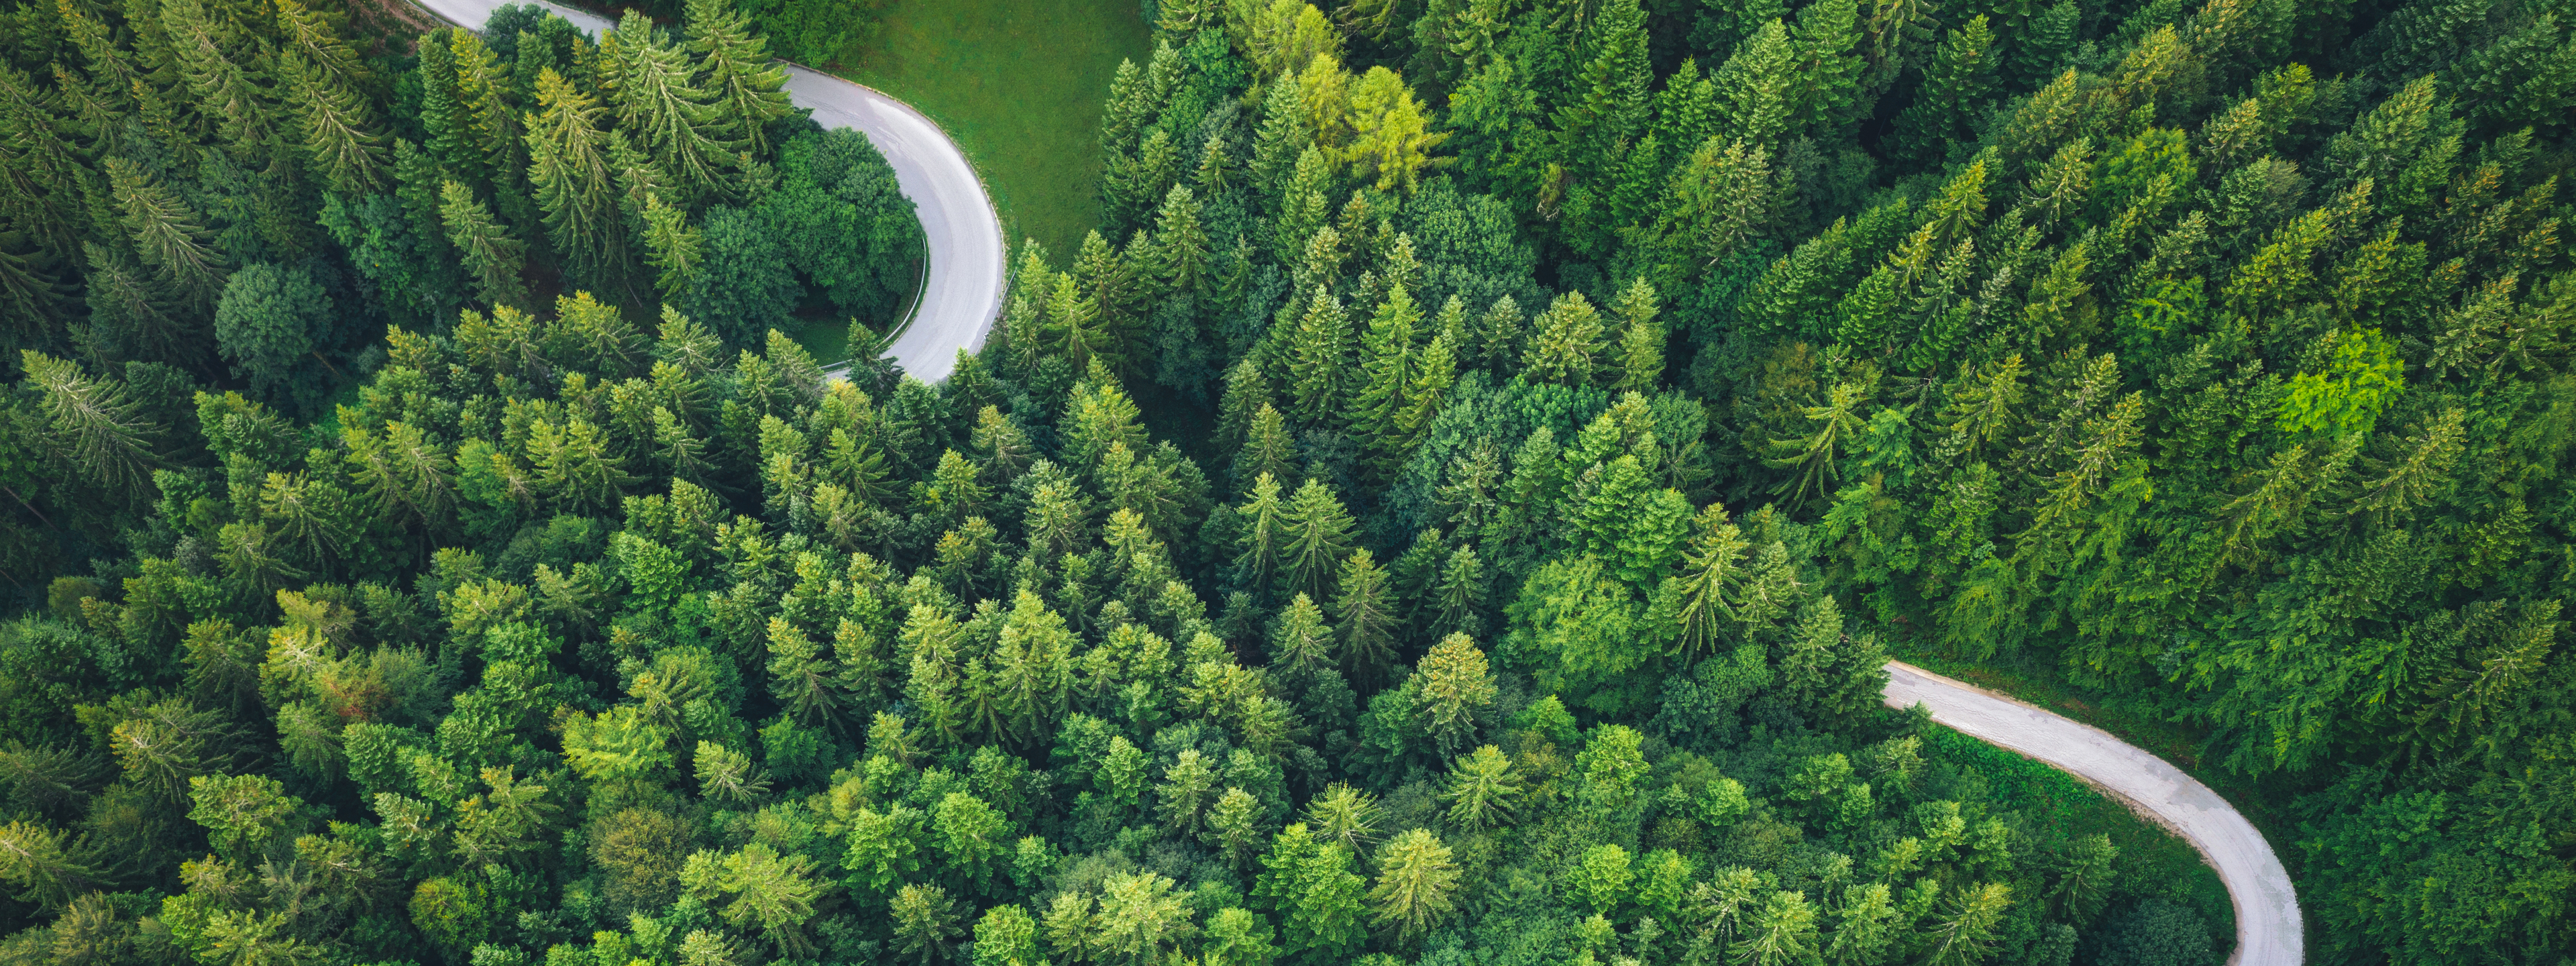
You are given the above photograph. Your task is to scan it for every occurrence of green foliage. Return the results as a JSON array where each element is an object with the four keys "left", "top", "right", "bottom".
[{"left": 7, "top": 1, "right": 2576, "bottom": 963}]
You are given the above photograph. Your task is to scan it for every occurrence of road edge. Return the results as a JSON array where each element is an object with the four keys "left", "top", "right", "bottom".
[
  {"left": 1881, "top": 659, "right": 2301, "bottom": 966},
  {"left": 398, "top": 0, "right": 1002, "bottom": 382}
]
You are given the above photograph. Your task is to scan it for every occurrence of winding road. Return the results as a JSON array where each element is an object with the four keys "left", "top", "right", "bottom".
[
  {"left": 402, "top": 3, "right": 2298, "bottom": 961},
  {"left": 1884, "top": 661, "right": 2302, "bottom": 965},
  {"left": 405, "top": 0, "right": 1006, "bottom": 384}
]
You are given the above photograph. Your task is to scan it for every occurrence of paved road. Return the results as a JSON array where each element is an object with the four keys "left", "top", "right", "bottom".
[
  {"left": 405, "top": 0, "right": 1005, "bottom": 384},
  {"left": 1883, "top": 661, "right": 2302, "bottom": 966}
]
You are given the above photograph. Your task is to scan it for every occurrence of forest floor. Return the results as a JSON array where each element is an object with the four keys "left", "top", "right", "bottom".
[{"left": 831, "top": 0, "right": 1150, "bottom": 261}]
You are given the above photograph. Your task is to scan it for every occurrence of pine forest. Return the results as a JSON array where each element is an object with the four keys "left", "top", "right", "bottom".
[{"left": 0, "top": 0, "right": 2569, "bottom": 963}]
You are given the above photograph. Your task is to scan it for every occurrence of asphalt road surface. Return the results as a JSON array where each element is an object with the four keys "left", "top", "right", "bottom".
[
  {"left": 1883, "top": 661, "right": 2303, "bottom": 966},
  {"left": 405, "top": 0, "right": 1005, "bottom": 384}
]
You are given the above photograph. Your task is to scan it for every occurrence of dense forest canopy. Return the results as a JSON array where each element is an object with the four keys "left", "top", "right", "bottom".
[{"left": 1, "top": 0, "right": 2573, "bottom": 962}]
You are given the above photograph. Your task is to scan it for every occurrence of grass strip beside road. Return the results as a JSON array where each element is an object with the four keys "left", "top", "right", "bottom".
[{"left": 833, "top": 0, "right": 1150, "bottom": 261}]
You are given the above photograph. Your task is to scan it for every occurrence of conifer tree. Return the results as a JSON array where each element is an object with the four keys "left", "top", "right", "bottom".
[
  {"left": 451, "top": 31, "right": 529, "bottom": 210},
  {"left": 1523, "top": 291, "right": 1607, "bottom": 386},
  {"left": 1235, "top": 404, "right": 1301, "bottom": 487},
  {"left": 1890, "top": 16, "right": 1997, "bottom": 163},
  {"left": 1554, "top": 0, "right": 1650, "bottom": 172},
  {"left": 1474, "top": 294, "right": 1525, "bottom": 372},
  {"left": 1343, "top": 67, "right": 1448, "bottom": 193},
  {"left": 1391, "top": 331, "right": 1456, "bottom": 458},
  {"left": 1368, "top": 829, "right": 1460, "bottom": 941},
  {"left": 417, "top": 30, "right": 478, "bottom": 177},
  {"left": 1713, "top": 19, "right": 1799, "bottom": 146},
  {"left": 1214, "top": 357, "right": 1273, "bottom": 455},
  {"left": 105, "top": 156, "right": 227, "bottom": 311},
  {"left": 1439, "top": 745, "right": 1521, "bottom": 831},
  {"left": 641, "top": 193, "right": 705, "bottom": 301},
  {"left": 440, "top": 179, "right": 529, "bottom": 308},
  {"left": 272, "top": 0, "right": 368, "bottom": 93},
  {"left": 604, "top": 11, "right": 729, "bottom": 202},
  {"left": 685, "top": 0, "right": 794, "bottom": 155},
  {"left": 1331, "top": 549, "right": 1396, "bottom": 684},
  {"left": 1285, "top": 287, "right": 1350, "bottom": 423},
  {"left": 283, "top": 49, "right": 387, "bottom": 194},
  {"left": 1352, "top": 284, "right": 1421, "bottom": 459},
  {"left": 1152, "top": 184, "right": 1208, "bottom": 295},
  {"left": 21, "top": 351, "right": 160, "bottom": 497},
  {"left": 81, "top": 243, "right": 197, "bottom": 365},
  {"left": 1232, "top": 472, "right": 1287, "bottom": 593},
  {"left": 161, "top": 0, "right": 278, "bottom": 162},
  {"left": 1613, "top": 277, "right": 1664, "bottom": 390},
  {"left": 525, "top": 68, "right": 625, "bottom": 290},
  {"left": 1280, "top": 478, "right": 1355, "bottom": 600},
  {"left": 1789, "top": 0, "right": 1864, "bottom": 137},
  {"left": 1269, "top": 591, "right": 1334, "bottom": 681},
  {"left": 1662, "top": 138, "right": 1778, "bottom": 269}
]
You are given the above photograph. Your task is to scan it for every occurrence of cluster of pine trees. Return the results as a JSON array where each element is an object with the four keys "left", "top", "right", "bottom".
[
  {"left": 3, "top": 0, "right": 2574, "bottom": 962},
  {"left": 0, "top": 0, "right": 920, "bottom": 415}
]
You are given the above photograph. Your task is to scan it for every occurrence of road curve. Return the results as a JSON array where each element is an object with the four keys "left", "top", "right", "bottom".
[
  {"left": 1882, "top": 661, "right": 2302, "bottom": 966},
  {"left": 403, "top": 0, "right": 1006, "bottom": 384}
]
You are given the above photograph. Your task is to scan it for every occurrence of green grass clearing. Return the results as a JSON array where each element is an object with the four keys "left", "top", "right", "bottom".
[{"left": 830, "top": 0, "right": 1151, "bottom": 260}]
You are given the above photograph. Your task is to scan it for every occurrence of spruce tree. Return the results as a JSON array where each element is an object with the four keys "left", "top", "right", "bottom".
[
  {"left": 1232, "top": 472, "right": 1287, "bottom": 595},
  {"left": 1789, "top": 0, "right": 1864, "bottom": 138},
  {"left": 604, "top": 11, "right": 729, "bottom": 203},
  {"left": 640, "top": 193, "right": 704, "bottom": 302},
  {"left": 1392, "top": 330, "right": 1456, "bottom": 452},
  {"left": 440, "top": 179, "right": 529, "bottom": 308},
  {"left": 1280, "top": 478, "right": 1356, "bottom": 601},
  {"left": 272, "top": 0, "right": 368, "bottom": 95},
  {"left": 1152, "top": 185, "right": 1208, "bottom": 296},
  {"left": 1553, "top": 0, "right": 1650, "bottom": 173},
  {"left": 1214, "top": 357, "right": 1273, "bottom": 455},
  {"left": 451, "top": 31, "right": 527, "bottom": 208},
  {"left": 525, "top": 68, "right": 625, "bottom": 290},
  {"left": 1522, "top": 291, "right": 1607, "bottom": 386},
  {"left": 21, "top": 351, "right": 161, "bottom": 497},
  {"left": 1713, "top": 19, "right": 1799, "bottom": 146},
  {"left": 416, "top": 30, "right": 476, "bottom": 178},
  {"left": 1352, "top": 284, "right": 1421, "bottom": 457},
  {"left": 684, "top": 0, "right": 793, "bottom": 155},
  {"left": 1613, "top": 277, "right": 1663, "bottom": 391},
  {"left": 105, "top": 156, "right": 228, "bottom": 311},
  {"left": 282, "top": 48, "right": 386, "bottom": 195},
  {"left": 1331, "top": 548, "right": 1396, "bottom": 685},
  {"left": 1285, "top": 288, "right": 1350, "bottom": 423},
  {"left": 1235, "top": 404, "right": 1301, "bottom": 488},
  {"left": 160, "top": 0, "right": 278, "bottom": 163},
  {"left": 1890, "top": 16, "right": 1997, "bottom": 163}
]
